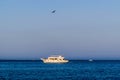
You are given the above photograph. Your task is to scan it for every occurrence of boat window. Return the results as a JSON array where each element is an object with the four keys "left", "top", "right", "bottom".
[
  {"left": 55, "top": 58, "right": 57, "bottom": 60},
  {"left": 49, "top": 58, "right": 54, "bottom": 60}
]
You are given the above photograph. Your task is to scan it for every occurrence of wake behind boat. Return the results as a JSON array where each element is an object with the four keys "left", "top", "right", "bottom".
[{"left": 41, "top": 55, "right": 69, "bottom": 63}]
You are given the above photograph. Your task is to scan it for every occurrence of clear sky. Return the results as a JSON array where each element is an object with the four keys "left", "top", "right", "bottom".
[{"left": 0, "top": 0, "right": 120, "bottom": 60}]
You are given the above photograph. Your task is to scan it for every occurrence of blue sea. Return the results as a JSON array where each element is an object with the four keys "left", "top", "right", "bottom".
[{"left": 0, "top": 60, "right": 120, "bottom": 80}]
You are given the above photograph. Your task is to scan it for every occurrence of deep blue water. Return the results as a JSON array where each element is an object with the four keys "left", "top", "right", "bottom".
[{"left": 0, "top": 60, "right": 120, "bottom": 80}]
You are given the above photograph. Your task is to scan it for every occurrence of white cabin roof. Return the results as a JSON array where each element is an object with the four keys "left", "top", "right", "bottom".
[{"left": 50, "top": 55, "right": 62, "bottom": 57}]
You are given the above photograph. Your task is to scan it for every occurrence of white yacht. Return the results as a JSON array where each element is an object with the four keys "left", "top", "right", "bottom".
[
  {"left": 41, "top": 55, "right": 69, "bottom": 63},
  {"left": 89, "top": 59, "right": 93, "bottom": 62}
]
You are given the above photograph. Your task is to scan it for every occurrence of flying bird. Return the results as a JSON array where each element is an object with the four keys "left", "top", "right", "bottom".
[{"left": 51, "top": 10, "right": 56, "bottom": 13}]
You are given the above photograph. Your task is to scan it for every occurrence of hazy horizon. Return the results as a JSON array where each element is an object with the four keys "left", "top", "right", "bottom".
[{"left": 0, "top": 0, "right": 120, "bottom": 60}]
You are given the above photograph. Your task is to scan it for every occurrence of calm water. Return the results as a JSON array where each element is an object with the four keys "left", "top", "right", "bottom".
[{"left": 0, "top": 60, "right": 120, "bottom": 80}]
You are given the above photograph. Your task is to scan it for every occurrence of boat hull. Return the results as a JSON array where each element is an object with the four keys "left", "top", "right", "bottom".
[{"left": 41, "top": 58, "right": 69, "bottom": 63}]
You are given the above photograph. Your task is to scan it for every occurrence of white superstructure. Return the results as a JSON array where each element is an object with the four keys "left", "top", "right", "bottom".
[{"left": 41, "top": 55, "right": 69, "bottom": 63}]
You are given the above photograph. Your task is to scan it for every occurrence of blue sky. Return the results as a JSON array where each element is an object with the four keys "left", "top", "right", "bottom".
[{"left": 0, "top": 0, "right": 120, "bottom": 60}]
